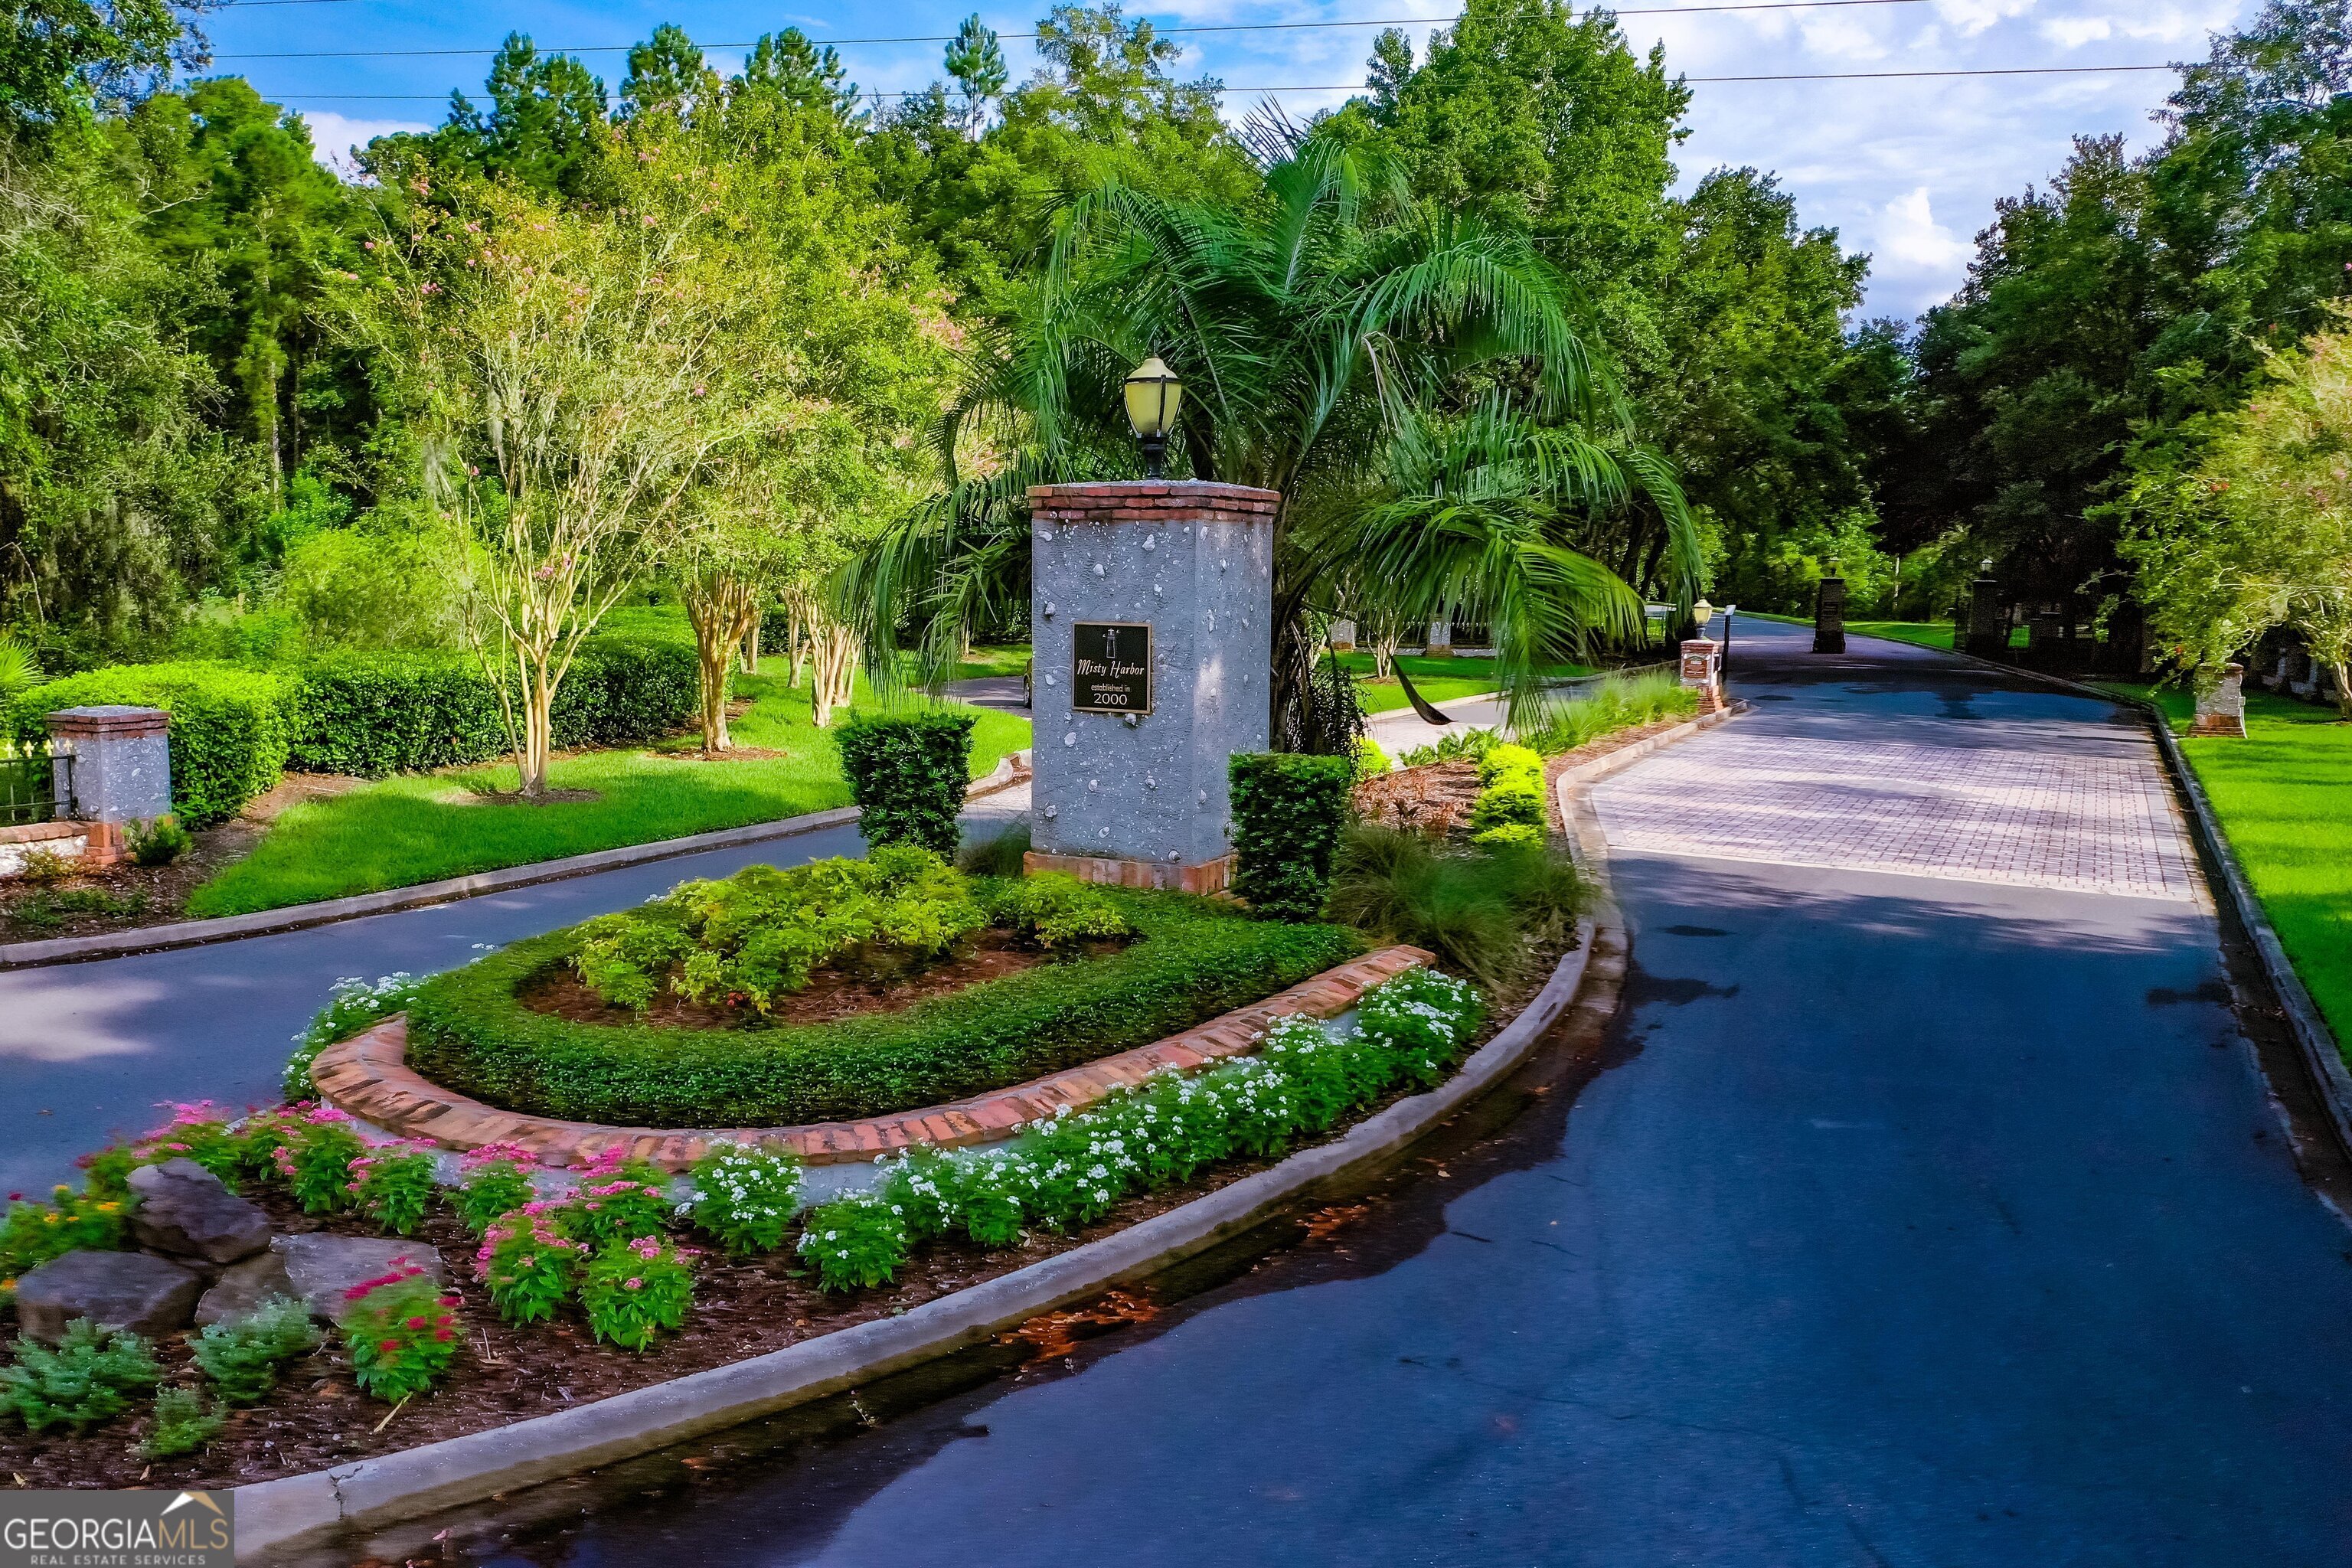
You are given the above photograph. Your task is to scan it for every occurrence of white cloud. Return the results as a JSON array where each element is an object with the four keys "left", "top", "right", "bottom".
[
  {"left": 1932, "top": 0, "right": 2041, "bottom": 36},
  {"left": 1875, "top": 186, "right": 1976, "bottom": 273},
  {"left": 296, "top": 110, "right": 432, "bottom": 177}
]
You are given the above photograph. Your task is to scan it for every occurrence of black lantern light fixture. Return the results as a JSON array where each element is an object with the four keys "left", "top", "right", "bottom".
[{"left": 1122, "top": 355, "right": 1183, "bottom": 479}]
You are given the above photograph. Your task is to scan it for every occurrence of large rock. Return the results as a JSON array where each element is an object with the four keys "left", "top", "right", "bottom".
[
  {"left": 127, "top": 1158, "right": 271, "bottom": 1264},
  {"left": 270, "top": 1234, "right": 445, "bottom": 1321},
  {"left": 194, "top": 1250, "right": 296, "bottom": 1328},
  {"left": 14, "top": 1249, "right": 203, "bottom": 1341}
]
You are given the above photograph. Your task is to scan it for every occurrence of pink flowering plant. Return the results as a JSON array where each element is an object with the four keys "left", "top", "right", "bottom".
[
  {"left": 348, "top": 1141, "right": 440, "bottom": 1236},
  {"left": 338, "top": 1260, "right": 462, "bottom": 1400},
  {"left": 685, "top": 1143, "right": 801, "bottom": 1255},
  {"left": 272, "top": 1105, "right": 367, "bottom": 1214},
  {"left": 579, "top": 1234, "right": 693, "bottom": 1350},
  {"left": 475, "top": 1203, "right": 583, "bottom": 1325},
  {"left": 127, "top": 1102, "right": 247, "bottom": 1188},
  {"left": 559, "top": 1150, "right": 670, "bottom": 1247},
  {"left": 456, "top": 1143, "right": 541, "bottom": 1236}
]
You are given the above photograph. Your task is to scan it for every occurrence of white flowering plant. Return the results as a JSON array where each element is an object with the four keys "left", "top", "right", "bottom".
[
  {"left": 686, "top": 1143, "right": 803, "bottom": 1255},
  {"left": 283, "top": 973, "right": 424, "bottom": 1098},
  {"left": 795, "top": 1194, "right": 910, "bottom": 1292}
]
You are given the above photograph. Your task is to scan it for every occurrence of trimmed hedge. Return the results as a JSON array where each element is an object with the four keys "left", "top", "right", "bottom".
[
  {"left": 7, "top": 662, "right": 294, "bottom": 830},
  {"left": 403, "top": 887, "right": 1367, "bottom": 1127},
  {"left": 288, "top": 641, "right": 698, "bottom": 777},
  {"left": 835, "top": 709, "right": 978, "bottom": 854},
  {"left": 1230, "top": 752, "right": 1357, "bottom": 920}
]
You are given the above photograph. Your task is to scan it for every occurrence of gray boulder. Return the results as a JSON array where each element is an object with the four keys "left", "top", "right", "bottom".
[
  {"left": 127, "top": 1158, "right": 270, "bottom": 1264},
  {"left": 270, "top": 1234, "right": 445, "bottom": 1320},
  {"left": 13, "top": 1250, "right": 203, "bottom": 1341},
  {"left": 194, "top": 1250, "right": 296, "bottom": 1328}
]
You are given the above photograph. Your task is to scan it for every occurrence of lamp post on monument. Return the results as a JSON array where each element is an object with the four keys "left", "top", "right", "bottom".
[
  {"left": 1680, "top": 597, "right": 1725, "bottom": 714},
  {"left": 1024, "top": 357, "right": 1280, "bottom": 893}
]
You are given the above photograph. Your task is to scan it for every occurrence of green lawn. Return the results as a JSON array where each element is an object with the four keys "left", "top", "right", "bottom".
[
  {"left": 186, "top": 664, "right": 1030, "bottom": 918},
  {"left": 2097, "top": 678, "right": 2352, "bottom": 1057},
  {"left": 1336, "top": 651, "right": 1593, "bottom": 714},
  {"left": 1746, "top": 613, "right": 2030, "bottom": 652}
]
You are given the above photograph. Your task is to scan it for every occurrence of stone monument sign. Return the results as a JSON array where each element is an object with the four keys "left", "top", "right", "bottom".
[{"left": 1025, "top": 481, "right": 1277, "bottom": 893}]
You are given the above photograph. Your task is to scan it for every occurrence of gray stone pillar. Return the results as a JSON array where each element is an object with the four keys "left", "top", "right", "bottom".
[
  {"left": 2191, "top": 663, "right": 2247, "bottom": 738},
  {"left": 1024, "top": 481, "right": 1276, "bottom": 893},
  {"left": 47, "top": 705, "right": 172, "bottom": 864},
  {"left": 1812, "top": 575, "right": 1847, "bottom": 655},
  {"left": 1327, "top": 619, "right": 1357, "bottom": 653},
  {"left": 1424, "top": 620, "right": 1454, "bottom": 658},
  {"left": 1965, "top": 576, "right": 2007, "bottom": 658}
]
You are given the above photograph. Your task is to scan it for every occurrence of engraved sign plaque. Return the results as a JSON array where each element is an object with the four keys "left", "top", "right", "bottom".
[{"left": 1071, "top": 622, "right": 1152, "bottom": 714}]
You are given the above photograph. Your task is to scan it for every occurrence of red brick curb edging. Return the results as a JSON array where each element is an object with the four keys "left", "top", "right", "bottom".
[{"left": 311, "top": 945, "right": 1432, "bottom": 1171}]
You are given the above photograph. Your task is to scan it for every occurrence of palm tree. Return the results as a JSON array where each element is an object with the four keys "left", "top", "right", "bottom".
[{"left": 867, "top": 116, "right": 1697, "bottom": 746}]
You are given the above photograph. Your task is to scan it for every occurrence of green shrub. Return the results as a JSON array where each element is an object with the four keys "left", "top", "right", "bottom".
[
  {"left": 579, "top": 1235, "right": 694, "bottom": 1348},
  {"left": 0, "top": 1321, "right": 160, "bottom": 1433},
  {"left": 188, "top": 1296, "right": 320, "bottom": 1405},
  {"left": 1468, "top": 743, "right": 1547, "bottom": 835},
  {"left": 1324, "top": 825, "right": 1583, "bottom": 988},
  {"left": 1398, "top": 727, "right": 1501, "bottom": 767},
  {"left": 796, "top": 1195, "right": 908, "bottom": 1291},
  {"left": 835, "top": 708, "right": 978, "bottom": 854},
  {"left": 136, "top": 1386, "right": 224, "bottom": 1460},
  {"left": 8, "top": 662, "right": 293, "bottom": 829},
  {"left": 0, "top": 1185, "right": 129, "bottom": 1302},
  {"left": 348, "top": 1142, "right": 439, "bottom": 1236},
  {"left": 407, "top": 887, "right": 1364, "bottom": 1128},
  {"left": 1230, "top": 752, "right": 1357, "bottom": 920},
  {"left": 688, "top": 1143, "right": 802, "bottom": 1255},
  {"left": 271, "top": 1109, "right": 366, "bottom": 1214},
  {"left": 124, "top": 815, "right": 192, "bottom": 866},
  {"left": 568, "top": 848, "right": 985, "bottom": 1013},
  {"left": 559, "top": 638, "right": 699, "bottom": 747},
  {"left": 475, "top": 1208, "right": 583, "bottom": 1325},
  {"left": 1353, "top": 736, "right": 1391, "bottom": 779},
  {"left": 979, "top": 872, "right": 1135, "bottom": 949}
]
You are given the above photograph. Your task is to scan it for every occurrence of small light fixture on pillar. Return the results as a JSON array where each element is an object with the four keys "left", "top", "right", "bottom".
[
  {"left": 1693, "top": 597, "right": 1715, "bottom": 636},
  {"left": 1123, "top": 355, "right": 1183, "bottom": 479}
]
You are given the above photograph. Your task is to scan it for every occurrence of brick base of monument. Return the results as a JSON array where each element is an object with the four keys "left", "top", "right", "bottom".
[
  {"left": 2188, "top": 714, "right": 2248, "bottom": 739},
  {"left": 1024, "top": 849, "right": 1236, "bottom": 895}
]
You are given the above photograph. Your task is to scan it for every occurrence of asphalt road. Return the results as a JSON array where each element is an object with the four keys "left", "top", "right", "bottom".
[
  {"left": 0, "top": 791, "right": 1029, "bottom": 1198},
  {"left": 469, "top": 617, "right": 2352, "bottom": 1566}
]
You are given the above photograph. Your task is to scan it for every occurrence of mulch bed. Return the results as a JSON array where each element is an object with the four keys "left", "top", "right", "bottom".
[
  {"left": 516, "top": 932, "right": 1086, "bottom": 1029},
  {"left": 0, "top": 938, "right": 1570, "bottom": 1492}
]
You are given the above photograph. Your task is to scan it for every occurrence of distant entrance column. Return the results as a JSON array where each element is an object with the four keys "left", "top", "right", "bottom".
[
  {"left": 1812, "top": 572, "right": 1847, "bottom": 655},
  {"left": 1024, "top": 481, "right": 1278, "bottom": 893}
]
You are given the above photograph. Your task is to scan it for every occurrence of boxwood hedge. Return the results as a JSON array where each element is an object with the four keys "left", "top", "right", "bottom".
[
  {"left": 6, "top": 662, "right": 295, "bottom": 829},
  {"left": 403, "top": 888, "right": 1368, "bottom": 1128}
]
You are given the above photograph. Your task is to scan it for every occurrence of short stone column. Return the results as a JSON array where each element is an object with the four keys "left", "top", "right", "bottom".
[
  {"left": 1680, "top": 638, "right": 1723, "bottom": 714},
  {"left": 2191, "top": 663, "right": 2247, "bottom": 738},
  {"left": 1327, "top": 619, "right": 1357, "bottom": 653},
  {"left": 1965, "top": 574, "right": 2007, "bottom": 658},
  {"left": 47, "top": 705, "right": 172, "bottom": 864},
  {"left": 1424, "top": 620, "right": 1455, "bottom": 658},
  {"left": 1025, "top": 481, "right": 1277, "bottom": 893},
  {"left": 1812, "top": 574, "right": 1847, "bottom": 655}
]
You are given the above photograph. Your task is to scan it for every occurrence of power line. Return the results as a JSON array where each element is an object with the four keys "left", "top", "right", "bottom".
[
  {"left": 266, "top": 63, "right": 2180, "bottom": 103},
  {"left": 211, "top": 0, "right": 1938, "bottom": 59}
]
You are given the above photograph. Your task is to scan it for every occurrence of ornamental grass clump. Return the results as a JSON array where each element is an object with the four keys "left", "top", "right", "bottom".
[
  {"left": 580, "top": 1234, "right": 694, "bottom": 1349},
  {"left": 0, "top": 1321, "right": 160, "bottom": 1433},
  {"left": 567, "top": 845, "right": 984, "bottom": 1014},
  {"left": 136, "top": 1387, "right": 224, "bottom": 1460},
  {"left": 339, "top": 1261, "right": 461, "bottom": 1401},
  {"left": 271, "top": 1105, "right": 367, "bottom": 1214},
  {"left": 1323, "top": 825, "right": 1581, "bottom": 988},
  {"left": 687, "top": 1143, "right": 802, "bottom": 1255},
  {"left": 797, "top": 1195, "right": 910, "bottom": 1292},
  {"left": 475, "top": 1205, "right": 583, "bottom": 1325},
  {"left": 188, "top": 1296, "right": 320, "bottom": 1404},
  {"left": 1519, "top": 669, "right": 1694, "bottom": 757},
  {"left": 348, "top": 1141, "right": 439, "bottom": 1235},
  {"left": 456, "top": 1143, "right": 541, "bottom": 1236}
]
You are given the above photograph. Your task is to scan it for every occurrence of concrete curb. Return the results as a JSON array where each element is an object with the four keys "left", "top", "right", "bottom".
[
  {"left": 1889, "top": 636, "right": 2352, "bottom": 1164},
  {"left": 0, "top": 753, "right": 1032, "bottom": 971},
  {"left": 232, "top": 918, "right": 1599, "bottom": 1563}
]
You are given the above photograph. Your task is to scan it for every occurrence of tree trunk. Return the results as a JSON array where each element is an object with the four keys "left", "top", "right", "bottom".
[
  {"left": 742, "top": 619, "right": 761, "bottom": 675},
  {"left": 810, "top": 621, "right": 859, "bottom": 728},
  {"left": 519, "top": 649, "right": 555, "bottom": 798}
]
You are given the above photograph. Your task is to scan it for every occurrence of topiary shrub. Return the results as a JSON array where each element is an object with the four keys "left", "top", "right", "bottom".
[
  {"left": 289, "top": 653, "right": 506, "bottom": 776},
  {"left": 8, "top": 662, "right": 294, "bottom": 829},
  {"left": 835, "top": 708, "right": 978, "bottom": 854},
  {"left": 1230, "top": 752, "right": 1357, "bottom": 920}
]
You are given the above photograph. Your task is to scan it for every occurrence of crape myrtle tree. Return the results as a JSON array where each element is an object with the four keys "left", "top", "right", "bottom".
[
  {"left": 2123, "top": 309, "right": 2352, "bottom": 713},
  {"left": 867, "top": 116, "right": 1696, "bottom": 748},
  {"left": 344, "top": 139, "right": 789, "bottom": 797}
]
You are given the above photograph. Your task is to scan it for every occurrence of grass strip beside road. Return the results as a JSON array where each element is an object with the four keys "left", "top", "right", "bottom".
[
  {"left": 1337, "top": 651, "right": 1593, "bottom": 714},
  {"left": 185, "top": 668, "right": 1029, "bottom": 918},
  {"left": 2099, "top": 679, "right": 2352, "bottom": 1062}
]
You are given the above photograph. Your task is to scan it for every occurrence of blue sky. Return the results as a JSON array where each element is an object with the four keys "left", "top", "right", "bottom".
[{"left": 214, "top": 0, "right": 2264, "bottom": 319}]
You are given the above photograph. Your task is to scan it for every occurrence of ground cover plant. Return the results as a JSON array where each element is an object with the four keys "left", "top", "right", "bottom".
[
  {"left": 184, "top": 665, "right": 1028, "bottom": 918},
  {"left": 2097, "top": 680, "right": 2352, "bottom": 1058},
  {"left": 405, "top": 855, "right": 1359, "bottom": 1127}
]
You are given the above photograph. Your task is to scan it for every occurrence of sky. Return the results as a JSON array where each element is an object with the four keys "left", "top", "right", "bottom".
[{"left": 207, "top": 0, "right": 2266, "bottom": 319}]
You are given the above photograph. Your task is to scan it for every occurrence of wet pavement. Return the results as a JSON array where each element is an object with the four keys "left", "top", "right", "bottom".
[{"left": 457, "top": 618, "right": 2352, "bottom": 1566}]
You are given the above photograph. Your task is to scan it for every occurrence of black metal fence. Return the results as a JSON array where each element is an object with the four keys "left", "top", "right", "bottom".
[{"left": 0, "top": 743, "right": 60, "bottom": 827}]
